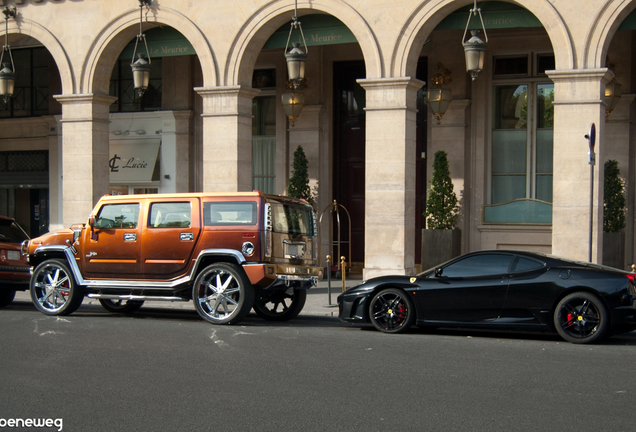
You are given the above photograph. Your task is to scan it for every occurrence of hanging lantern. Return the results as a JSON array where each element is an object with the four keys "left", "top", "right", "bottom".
[
  {"left": 285, "top": 42, "right": 307, "bottom": 85},
  {"left": 281, "top": 89, "right": 305, "bottom": 127},
  {"left": 426, "top": 63, "right": 452, "bottom": 125},
  {"left": 0, "top": 6, "right": 17, "bottom": 105},
  {"left": 462, "top": 1, "right": 488, "bottom": 81},
  {"left": 131, "top": 0, "right": 152, "bottom": 97}
]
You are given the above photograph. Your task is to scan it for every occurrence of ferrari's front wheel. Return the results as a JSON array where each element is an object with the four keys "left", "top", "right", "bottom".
[
  {"left": 554, "top": 292, "right": 609, "bottom": 344},
  {"left": 368, "top": 288, "right": 415, "bottom": 334}
]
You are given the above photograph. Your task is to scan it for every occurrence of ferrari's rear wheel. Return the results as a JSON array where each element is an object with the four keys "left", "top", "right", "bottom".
[
  {"left": 99, "top": 299, "right": 145, "bottom": 313},
  {"left": 369, "top": 288, "right": 415, "bottom": 334},
  {"left": 554, "top": 292, "right": 609, "bottom": 344}
]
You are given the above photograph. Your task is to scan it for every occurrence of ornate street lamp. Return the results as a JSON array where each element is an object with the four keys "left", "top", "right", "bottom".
[
  {"left": 282, "top": 0, "right": 308, "bottom": 126},
  {"left": 131, "top": 0, "right": 152, "bottom": 97},
  {"left": 284, "top": 0, "right": 308, "bottom": 89},
  {"left": 462, "top": 0, "right": 488, "bottom": 81},
  {"left": 0, "top": 6, "right": 17, "bottom": 104},
  {"left": 426, "top": 63, "right": 452, "bottom": 125}
]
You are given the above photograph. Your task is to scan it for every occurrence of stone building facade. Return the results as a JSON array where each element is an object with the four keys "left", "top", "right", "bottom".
[{"left": 0, "top": 0, "right": 634, "bottom": 279}]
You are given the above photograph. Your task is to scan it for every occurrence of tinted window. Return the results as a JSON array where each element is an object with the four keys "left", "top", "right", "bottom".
[
  {"left": 149, "top": 202, "right": 192, "bottom": 228},
  {"left": 95, "top": 204, "right": 139, "bottom": 229},
  {"left": 441, "top": 254, "right": 513, "bottom": 278},
  {"left": 0, "top": 219, "right": 28, "bottom": 243},
  {"left": 511, "top": 256, "right": 545, "bottom": 272},
  {"left": 271, "top": 203, "right": 315, "bottom": 236},
  {"left": 204, "top": 202, "right": 257, "bottom": 226}
]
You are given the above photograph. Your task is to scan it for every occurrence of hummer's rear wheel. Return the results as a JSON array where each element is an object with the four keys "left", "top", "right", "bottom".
[
  {"left": 253, "top": 288, "right": 307, "bottom": 321},
  {"left": 30, "top": 259, "right": 83, "bottom": 316},
  {"left": 193, "top": 263, "right": 254, "bottom": 325}
]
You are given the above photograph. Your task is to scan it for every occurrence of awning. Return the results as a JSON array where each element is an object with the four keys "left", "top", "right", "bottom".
[
  {"left": 109, "top": 140, "right": 160, "bottom": 183},
  {"left": 119, "top": 27, "right": 195, "bottom": 60},
  {"left": 263, "top": 15, "right": 357, "bottom": 49},
  {"left": 435, "top": 2, "right": 542, "bottom": 31}
]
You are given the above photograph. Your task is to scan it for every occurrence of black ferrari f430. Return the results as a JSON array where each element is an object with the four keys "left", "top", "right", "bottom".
[{"left": 338, "top": 250, "right": 636, "bottom": 344}]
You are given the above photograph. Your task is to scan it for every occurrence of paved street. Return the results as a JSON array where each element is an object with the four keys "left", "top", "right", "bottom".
[{"left": 2, "top": 285, "right": 636, "bottom": 432}]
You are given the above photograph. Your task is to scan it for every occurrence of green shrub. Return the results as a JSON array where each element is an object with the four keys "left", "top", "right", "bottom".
[
  {"left": 424, "top": 150, "right": 458, "bottom": 229},
  {"left": 603, "top": 159, "right": 626, "bottom": 233}
]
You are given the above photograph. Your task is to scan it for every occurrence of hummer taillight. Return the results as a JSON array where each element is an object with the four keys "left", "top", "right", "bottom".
[{"left": 264, "top": 203, "right": 272, "bottom": 258}]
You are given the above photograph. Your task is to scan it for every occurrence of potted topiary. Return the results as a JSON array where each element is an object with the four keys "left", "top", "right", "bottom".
[
  {"left": 287, "top": 145, "right": 316, "bottom": 206},
  {"left": 602, "top": 159, "right": 626, "bottom": 269},
  {"left": 421, "top": 150, "right": 461, "bottom": 270}
]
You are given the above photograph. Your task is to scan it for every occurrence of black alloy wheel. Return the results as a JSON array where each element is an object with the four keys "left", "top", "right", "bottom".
[
  {"left": 99, "top": 299, "right": 145, "bottom": 313},
  {"left": 0, "top": 288, "right": 16, "bottom": 307},
  {"left": 192, "top": 262, "right": 254, "bottom": 325},
  {"left": 30, "top": 259, "right": 84, "bottom": 316},
  {"left": 554, "top": 292, "right": 609, "bottom": 344},
  {"left": 368, "top": 288, "right": 416, "bottom": 334},
  {"left": 253, "top": 288, "right": 307, "bottom": 321}
]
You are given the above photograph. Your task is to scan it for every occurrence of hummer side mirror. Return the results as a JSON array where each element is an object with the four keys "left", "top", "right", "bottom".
[{"left": 88, "top": 215, "right": 98, "bottom": 240}]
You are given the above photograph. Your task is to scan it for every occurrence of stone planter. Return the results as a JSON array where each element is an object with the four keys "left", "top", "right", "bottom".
[
  {"left": 421, "top": 229, "right": 461, "bottom": 271},
  {"left": 602, "top": 231, "right": 625, "bottom": 270}
]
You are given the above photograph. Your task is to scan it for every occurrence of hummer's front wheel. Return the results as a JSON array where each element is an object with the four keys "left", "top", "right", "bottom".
[
  {"left": 30, "top": 259, "right": 83, "bottom": 316},
  {"left": 193, "top": 263, "right": 254, "bottom": 325}
]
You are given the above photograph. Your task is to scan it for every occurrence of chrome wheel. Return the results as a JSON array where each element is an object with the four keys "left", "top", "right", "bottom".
[
  {"left": 30, "top": 259, "right": 83, "bottom": 316},
  {"left": 99, "top": 299, "right": 144, "bottom": 313},
  {"left": 369, "top": 288, "right": 415, "bottom": 334},
  {"left": 554, "top": 292, "right": 608, "bottom": 344},
  {"left": 253, "top": 288, "right": 307, "bottom": 321},
  {"left": 193, "top": 263, "right": 254, "bottom": 325}
]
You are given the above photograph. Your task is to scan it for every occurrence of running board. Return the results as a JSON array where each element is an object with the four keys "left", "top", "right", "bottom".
[{"left": 87, "top": 294, "right": 189, "bottom": 302}]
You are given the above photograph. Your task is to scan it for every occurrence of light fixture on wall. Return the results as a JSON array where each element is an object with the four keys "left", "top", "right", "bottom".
[
  {"left": 0, "top": 6, "right": 17, "bottom": 104},
  {"left": 426, "top": 63, "right": 452, "bottom": 125},
  {"left": 604, "top": 58, "right": 622, "bottom": 120},
  {"left": 462, "top": 0, "right": 488, "bottom": 81},
  {"left": 131, "top": 0, "right": 152, "bottom": 97},
  {"left": 281, "top": 89, "right": 305, "bottom": 127}
]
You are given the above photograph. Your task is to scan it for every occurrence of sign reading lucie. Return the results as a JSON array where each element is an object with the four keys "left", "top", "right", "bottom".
[{"left": 109, "top": 141, "right": 160, "bottom": 183}]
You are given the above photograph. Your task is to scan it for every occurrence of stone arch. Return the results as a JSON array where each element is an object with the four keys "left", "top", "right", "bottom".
[
  {"left": 585, "top": 0, "right": 636, "bottom": 69},
  {"left": 392, "top": 0, "right": 574, "bottom": 78},
  {"left": 0, "top": 17, "right": 73, "bottom": 94},
  {"left": 81, "top": 5, "right": 218, "bottom": 95},
  {"left": 226, "top": 0, "right": 383, "bottom": 87}
]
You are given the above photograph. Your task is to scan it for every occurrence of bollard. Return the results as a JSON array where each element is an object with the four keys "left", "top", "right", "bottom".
[
  {"left": 324, "top": 255, "right": 336, "bottom": 308},
  {"left": 341, "top": 256, "right": 347, "bottom": 292}
]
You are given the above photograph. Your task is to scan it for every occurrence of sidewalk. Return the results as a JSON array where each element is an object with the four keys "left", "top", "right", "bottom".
[{"left": 12, "top": 275, "right": 363, "bottom": 318}]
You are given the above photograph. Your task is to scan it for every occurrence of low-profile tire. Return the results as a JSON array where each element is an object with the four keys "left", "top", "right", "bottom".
[
  {"left": 368, "top": 288, "right": 415, "bottom": 334},
  {"left": 99, "top": 299, "right": 145, "bottom": 313},
  {"left": 0, "top": 289, "right": 16, "bottom": 308},
  {"left": 253, "top": 288, "right": 307, "bottom": 321},
  {"left": 30, "top": 259, "right": 83, "bottom": 316},
  {"left": 554, "top": 292, "right": 609, "bottom": 344},
  {"left": 192, "top": 263, "right": 254, "bottom": 325}
]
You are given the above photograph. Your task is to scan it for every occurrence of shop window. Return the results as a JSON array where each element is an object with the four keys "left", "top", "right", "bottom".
[
  {"left": 252, "top": 92, "right": 276, "bottom": 194},
  {"left": 488, "top": 54, "right": 554, "bottom": 224},
  {"left": 0, "top": 47, "right": 50, "bottom": 118},
  {"left": 109, "top": 58, "right": 162, "bottom": 112}
]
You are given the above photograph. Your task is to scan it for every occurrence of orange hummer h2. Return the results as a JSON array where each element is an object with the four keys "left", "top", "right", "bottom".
[{"left": 22, "top": 192, "right": 321, "bottom": 325}]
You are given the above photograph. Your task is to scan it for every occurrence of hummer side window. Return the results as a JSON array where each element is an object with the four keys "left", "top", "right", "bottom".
[
  {"left": 149, "top": 202, "right": 192, "bottom": 228},
  {"left": 204, "top": 202, "right": 257, "bottom": 225},
  {"left": 95, "top": 204, "right": 140, "bottom": 229}
]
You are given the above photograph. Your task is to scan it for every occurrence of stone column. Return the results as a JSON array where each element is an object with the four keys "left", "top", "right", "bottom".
[
  {"left": 194, "top": 86, "right": 259, "bottom": 192},
  {"left": 358, "top": 77, "right": 424, "bottom": 279},
  {"left": 547, "top": 69, "right": 611, "bottom": 262},
  {"left": 54, "top": 94, "right": 117, "bottom": 226}
]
